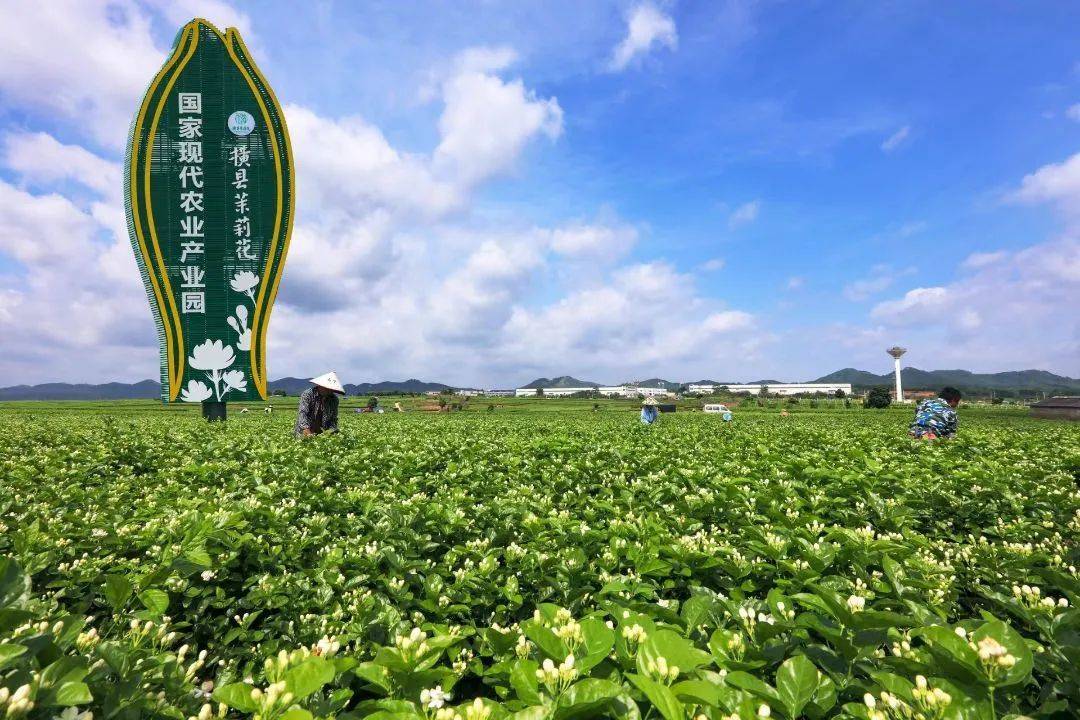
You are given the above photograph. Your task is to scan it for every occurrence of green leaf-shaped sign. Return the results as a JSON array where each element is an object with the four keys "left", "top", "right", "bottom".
[{"left": 126, "top": 18, "right": 294, "bottom": 403}]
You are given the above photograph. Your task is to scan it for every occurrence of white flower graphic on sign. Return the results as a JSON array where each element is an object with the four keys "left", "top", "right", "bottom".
[
  {"left": 230, "top": 271, "right": 259, "bottom": 301},
  {"left": 179, "top": 379, "right": 213, "bottom": 403},
  {"left": 222, "top": 370, "right": 248, "bottom": 394},
  {"left": 226, "top": 305, "right": 251, "bottom": 351},
  {"left": 187, "top": 339, "right": 242, "bottom": 401},
  {"left": 189, "top": 339, "right": 235, "bottom": 371}
]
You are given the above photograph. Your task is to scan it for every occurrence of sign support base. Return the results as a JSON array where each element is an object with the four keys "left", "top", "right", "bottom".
[{"left": 202, "top": 401, "right": 227, "bottom": 422}]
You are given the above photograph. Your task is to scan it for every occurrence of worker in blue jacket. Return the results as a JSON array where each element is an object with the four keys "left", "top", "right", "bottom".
[{"left": 640, "top": 397, "right": 659, "bottom": 424}]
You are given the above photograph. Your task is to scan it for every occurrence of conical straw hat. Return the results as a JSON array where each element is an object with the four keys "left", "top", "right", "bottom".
[{"left": 309, "top": 371, "right": 345, "bottom": 394}]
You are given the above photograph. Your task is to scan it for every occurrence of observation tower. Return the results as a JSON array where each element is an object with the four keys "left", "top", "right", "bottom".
[{"left": 887, "top": 346, "right": 907, "bottom": 403}]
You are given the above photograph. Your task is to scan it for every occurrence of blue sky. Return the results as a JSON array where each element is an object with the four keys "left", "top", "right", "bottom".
[{"left": 0, "top": 0, "right": 1077, "bottom": 387}]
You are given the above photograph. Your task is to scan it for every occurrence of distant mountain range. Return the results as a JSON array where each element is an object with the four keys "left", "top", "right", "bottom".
[
  {"left": 622, "top": 378, "right": 681, "bottom": 391},
  {"left": 0, "top": 380, "right": 162, "bottom": 401},
  {"left": 2, "top": 368, "right": 1077, "bottom": 400},
  {"left": 520, "top": 376, "right": 600, "bottom": 389},
  {"left": 0, "top": 377, "right": 454, "bottom": 400},
  {"left": 267, "top": 377, "right": 453, "bottom": 395},
  {"left": 813, "top": 368, "right": 1080, "bottom": 393}
]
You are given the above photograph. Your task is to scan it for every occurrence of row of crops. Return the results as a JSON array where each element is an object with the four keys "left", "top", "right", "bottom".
[{"left": 0, "top": 410, "right": 1077, "bottom": 719}]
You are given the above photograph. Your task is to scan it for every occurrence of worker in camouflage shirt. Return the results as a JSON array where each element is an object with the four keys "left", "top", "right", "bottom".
[{"left": 909, "top": 387, "right": 961, "bottom": 439}]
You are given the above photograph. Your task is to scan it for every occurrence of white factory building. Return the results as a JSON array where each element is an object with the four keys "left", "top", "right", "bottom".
[
  {"left": 515, "top": 387, "right": 597, "bottom": 397},
  {"left": 516, "top": 385, "right": 675, "bottom": 398},
  {"left": 687, "top": 383, "right": 852, "bottom": 396},
  {"left": 599, "top": 385, "right": 670, "bottom": 398},
  {"left": 515, "top": 381, "right": 851, "bottom": 398}
]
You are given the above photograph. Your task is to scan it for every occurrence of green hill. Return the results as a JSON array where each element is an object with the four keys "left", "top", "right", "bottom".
[
  {"left": 813, "top": 368, "right": 1080, "bottom": 395},
  {"left": 521, "top": 376, "right": 601, "bottom": 389}
]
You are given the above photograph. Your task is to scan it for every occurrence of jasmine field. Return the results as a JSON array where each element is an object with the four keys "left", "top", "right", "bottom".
[{"left": 0, "top": 409, "right": 1077, "bottom": 719}]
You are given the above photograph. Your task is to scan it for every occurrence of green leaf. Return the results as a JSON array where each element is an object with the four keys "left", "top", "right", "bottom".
[
  {"left": 554, "top": 678, "right": 623, "bottom": 719},
  {"left": 285, "top": 656, "right": 336, "bottom": 700},
  {"left": 671, "top": 679, "right": 722, "bottom": 706},
  {"left": 52, "top": 682, "right": 92, "bottom": 707},
  {"left": 775, "top": 655, "right": 819, "bottom": 718},
  {"left": 0, "top": 609, "right": 33, "bottom": 633},
  {"left": 103, "top": 575, "right": 133, "bottom": 610},
  {"left": 868, "top": 672, "right": 914, "bottom": 702},
  {"left": 0, "top": 643, "right": 27, "bottom": 670},
  {"left": 0, "top": 557, "right": 30, "bottom": 608},
  {"left": 724, "top": 671, "right": 781, "bottom": 705},
  {"left": 809, "top": 675, "right": 837, "bottom": 717},
  {"left": 96, "top": 641, "right": 129, "bottom": 675},
  {"left": 137, "top": 588, "right": 169, "bottom": 616},
  {"left": 681, "top": 596, "right": 714, "bottom": 631},
  {"left": 917, "top": 625, "right": 981, "bottom": 679},
  {"left": 639, "top": 628, "right": 712, "bottom": 672},
  {"left": 279, "top": 710, "right": 314, "bottom": 720},
  {"left": 972, "top": 620, "right": 1034, "bottom": 688},
  {"left": 184, "top": 546, "right": 213, "bottom": 568},
  {"left": 213, "top": 682, "right": 260, "bottom": 713},
  {"left": 578, "top": 617, "right": 615, "bottom": 672},
  {"left": 626, "top": 673, "right": 685, "bottom": 720},
  {"left": 709, "top": 628, "right": 744, "bottom": 662},
  {"left": 510, "top": 659, "right": 542, "bottom": 705},
  {"left": 41, "top": 656, "right": 90, "bottom": 687},
  {"left": 881, "top": 555, "right": 905, "bottom": 598},
  {"left": 355, "top": 662, "right": 392, "bottom": 694},
  {"left": 522, "top": 619, "right": 569, "bottom": 661}
]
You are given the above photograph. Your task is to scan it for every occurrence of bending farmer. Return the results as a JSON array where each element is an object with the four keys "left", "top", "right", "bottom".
[
  {"left": 909, "top": 387, "right": 961, "bottom": 439},
  {"left": 640, "top": 397, "right": 659, "bottom": 425},
  {"left": 295, "top": 371, "right": 345, "bottom": 437}
]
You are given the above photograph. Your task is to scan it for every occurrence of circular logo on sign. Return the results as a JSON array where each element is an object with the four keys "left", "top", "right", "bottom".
[{"left": 228, "top": 110, "right": 255, "bottom": 136}]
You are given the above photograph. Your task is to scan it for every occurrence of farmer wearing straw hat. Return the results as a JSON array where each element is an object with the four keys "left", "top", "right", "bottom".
[
  {"left": 640, "top": 396, "right": 659, "bottom": 425},
  {"left": 295, "top": 372, "right": 345, "bottom": 437}
]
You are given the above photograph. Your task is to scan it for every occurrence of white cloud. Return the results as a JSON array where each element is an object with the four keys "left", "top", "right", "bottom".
[
  {"left": 148, "top": 0, "right": 253, "bottom": 38},
  {"left": 2, "top": 132, "right": 122, "bottom": 201},
  {"left": 728, "top": 200, "right": 760, "bottom": 229},
  {"left": 863, "top": 236, "right": 1079, "bottom": 371},
  {"left": 0, "top": 11, "right": 585, "bottom": 387},
  {"left": 498, "top": 262, "right": 761, "bottom": 381},
  {"left": 1012, "top": 151, "right": 1080, "bottom": 217},
  {"left": 0, "top": 170, "right": 154, "bottom": 383},
  {"left": 454, "top": 46, "right": 519, "bottom": 75},
  {"left": 786, "top": 276, "right": 804, "bottom": 291},
  {"left": 426, "top": 237, "right": 547, "bottom": 344},
  {"left": 548, "top": 222, "right": 637, "bottom": 258},
  {"left": 843, "top": 263, "right": 917, "bottom": 301},
  {"left": 285, "top": 105, "right": 460, "bottom": 219},
  {"left": 702, "top": 310, "right": 753, "bottom": 333},
  {"left": 961, "top": 250, "right": 1008, "bottom": 270},
  {"left": 843, "top": 275, "right": 892, "bottom": 301},
  {"left": 8, "top": 3, "right": 1074, "bottom": 387},
  {"left": 284, "top": 46, "right": 564, "bottom": 224},
  {"left": 881, "top": 125, "right": 911, "bottom": 152},
  {"left": 870, "top": 286, "right": 950, "bottom": 322},
  {"left": 1066, "top": 103, "right": 1080, "bottom": 122},
  {"left": 434, "top": 48, "right": 563, "bottom": 187},
  {"left": 0, "top": 181, "right": 98, "bottom": 267},
  {"left": 609, "top": 2, "right": 678, "bottom": 72},
  {"left": 894, "top": 221, "right": 926, "bottom": 238},
  {"left": 0, "top": 2, "right": 255, "bottom": 151},
  {"left": 0, "top": 2, "right": 163, "bottom": 149}
]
